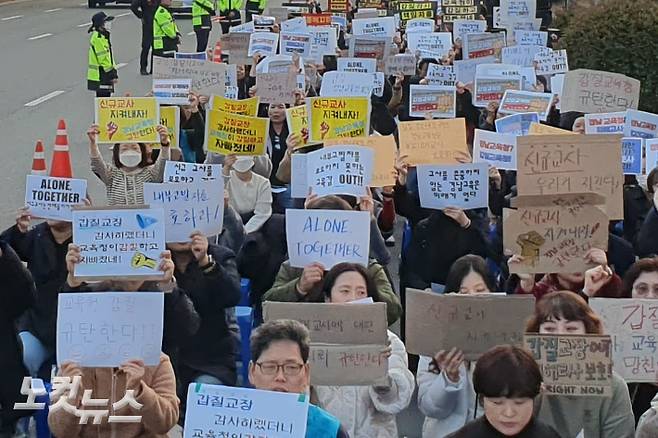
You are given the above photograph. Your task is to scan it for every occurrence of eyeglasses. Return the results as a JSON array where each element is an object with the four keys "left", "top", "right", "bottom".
[{"left": 255, "top": 362, "right": 305, "bottom": 376}]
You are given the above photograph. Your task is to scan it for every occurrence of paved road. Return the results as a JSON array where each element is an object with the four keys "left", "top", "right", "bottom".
[{"left": 0, "top": 1, "right": 424, "bottom": 435}]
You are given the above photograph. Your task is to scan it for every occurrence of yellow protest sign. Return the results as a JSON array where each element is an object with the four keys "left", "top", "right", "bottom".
[
  {"left": 156, "top": 106, "right": 180, "bottom": 149},
  {"left": 528, "top": 122, "right": 577, "bottom": 135},
  {"left": 211, "top": 95, "right": 260, "bottom": 116},
  {"left": 325, "top": 135, "right": 398, "bottom": 187},
  {"left": 94, "top": 97, "right": 159, "bottom": 144},
  {"left": 286, "top": 105, "right": 310, "bottom": 148},
  {"left": 205, "top": 109, "right": 269, "bottom": 155},
  {"left": 307, "top": 97, "right": 371, "bottom": 142}
]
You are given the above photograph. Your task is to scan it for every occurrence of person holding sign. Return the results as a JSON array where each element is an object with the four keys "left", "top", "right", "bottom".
[
  {"left": 223, "top": 155, "right": 273, "bottom": 234},
  {"left": 88, "top": 124, "right": 171, "bottom": 205},
  {"left": 87, "top": 12, "right": 118, "bottom": 98},
  {"left": 525, "top": 291, "right": 635, "bottom": 438},
  {"left": 416, "top": 255, "right": 496, "bottom": 437},
  {"left": 313, "top": 263, "right": 415, "bottom": 437},
  {"left": 446, "top": 345, "right": 561, "bottom": 438},
  {"left": 248, "top": 319, "right": 349, "bottom": 438}
]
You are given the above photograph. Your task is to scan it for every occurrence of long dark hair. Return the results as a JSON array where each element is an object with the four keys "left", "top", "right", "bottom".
[
  {"left": 321, "top": 262, "right": 380, "bottom": 302},
  {"left": 444, "top": 255, "right": 496, "bottom": 293}
]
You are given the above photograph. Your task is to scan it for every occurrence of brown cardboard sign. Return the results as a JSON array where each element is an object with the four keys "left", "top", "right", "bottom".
[
  {"left": 528, "top": 123, "right": 577, "bottom": 135},
  {"left": 256, "top": 72, "right": 298, "bottom": 105},
  {"left": 309, "top": 344, "right": 387, "bottom": 385},
  {"left": 398, "top": 118, "right": 470, "bottom": 165},
  {"left": 560, "top": 69, "right": 640, "bottom": 114},
  {"left": 405, "top": 289, "right": 535, "bottom": 359}
]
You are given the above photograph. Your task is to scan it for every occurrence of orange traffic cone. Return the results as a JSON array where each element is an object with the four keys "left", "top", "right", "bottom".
[
  {"left": 212, "top": 41, "right": 223, "bottom": 63},
  {"left": 31, "top": 140, "right": 47, "bottom": 175},
  {"left": 50, "top": 119, "right": 73, "bottom": 178}
]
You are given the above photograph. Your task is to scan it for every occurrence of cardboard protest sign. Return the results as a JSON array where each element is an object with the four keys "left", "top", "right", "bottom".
[
  {"left": 441, "top": 0, "right": 478, "bottom": 22},
  {"left": 514, "top": 30, "right": 547, "bottom": 46},
  {"left": 504, "top": 194, "right": 609, "bottom": 274},
  {"left": 499, "top": 90, "right": 554, "bottom": 121},
  {"left": 407, "top": 32, "right": 452, "bottom": 58},
  {"left": 306, "top": 145, "right": 374, "bottom": 197},
  {"left": 159, "top": 106, "right": 180, "bottom": 149},
  {"left": 324, "top": 135, "right": 397, "bottom": 187},
  {"left": 560, "top": 69, "right": 641, "bottom": 114},
  {"left": 473, "top": 76, "right": 522, "bottom": 108},
  {"left": 152, "top": 79, "right": 191, "bottom": 105},
  {"left": 221, "top": 32, "right": 251, "bottom": 65},
  {"left": 624, "top": 110, "right": 658, "bottom": 139},
  {"left": 516, "top": 134, "right": 624, "bottom": 219},
  {"left": 285, "top": 209, "right": 370, "bottom": 268},
  {"left": 164, "top": 161, "right": 221, "bottom": 183},
  {"left": 502, "top": 45, "right": 547, "bottom": 67},
  {"left": 495, "top": 112, "right": 539, "bottom": 136},
  {"left": 397, "top": 1, "right": 436, "bottom": 24},
  {"left": 320, "top": 71, "right": 375, "bottom": 97},
  {"left": 144, "top": 182, "right": 224, "bottom": 243},
  {"left": 398, "top": 118, "right": 469, "bottom": 165},
  {"left": 263, "top": 302, "right": 387, "bottom": 385},
  {"left": 405, "top": 18, "right": 434, "bottom": 33},
  {"left": 183, "top": 383, "right": 309, "bottom": 438},
  {"left": 384, "top": 54, "right": 416, "bottom": 75},
  {"left": 210, "top": 95, "right": 260, "bottom": 116},
  {"left": 453, "top": 56, "right": 498, "bottom": 87},
  {"left": 417, "top": 162, "right": 488, "bottom": 210},
  {"left": 462, "top": 32, "right": 506, "bottom": 61},
  {"left": 409, "top": 85, "right": 456, "bottom": 119},
  {"left": 645, "top": 139, "right": 658, "bottom": 171},
  {"left": 256, "top": 72, "right": 297, "bottom": 105},
  {"left": 248, "top": 32, "right": 280, "bottom": 56},
  {"left": 281, "top": 16, "right": 307, "bottom": 31},
  {"left": 337, "top": 57, "right": 376, "bottom": 73},
  {"left": 152, "top": 57, "right": 236, "bottom": 95},
  {"left": 622, "top": 137, "right": 643, "bottom": 175},
  {"left": 25, "top": 175, "right": 87, "bottom": 221},
  {"left": 306, "top": 97, "right": 371, "bottom": 142},
  {"left": 452, "top": 19, "right": 486, "bottom": 42},
  {"left": 205, "top": 109, "right": 269, "bottom": 156},
  {"left": 348, "top": 35, "right": 389, "bottom": 59},
  {"left": 585, "top": 112, "right": 626, "bottom": 135},
  {"left": 351, "top": 16, "right": 395, "bottom": 37},
  {"left": 280, "top": 31, "right": 311, "bottom": 57},
  {"left": 72, "top": 207, "right": 166, "bottom": 280},
  {"left": 426, "top": 65, "right": 456, "bottom": 87},
  {"left": 405, "top": 290, "right": 536, "bottom": 359},
  {"left": 473, "top": 129, "right": 517, "bottom": 170},
  {"left": 175, "top": 51, "right": 207, "bottom": 60},
  {"left": 528, "top": 122, "right": 576, "bottom": 135},
  {"left": 57, "top": 292, "right": 164, "bottom": 367},
  {"left": 94, "top": 97, "right": 159, "bottom": 144},
  {"left": 524, "top": 334, "right": 613, "bottom": 397},
  {"left": 590, "top": 298, "right": 658, "bottom": 383},
  {"left": 286, "top": 105, "right": 310, "bottom": 147},
  {"left": 534, "top": 49, "right": 569, "bottom": 75}
]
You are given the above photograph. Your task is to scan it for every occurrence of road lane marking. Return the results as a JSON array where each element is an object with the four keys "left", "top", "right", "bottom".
[
  {"left": 116, "top": 63, "right": 128, "bottom": 69},
  {"left": 1, "top": 15, "right": 23, "bottom": 21},
  {"left": 79, "top": 2, "right": 87, "bottom": 4},
  {"left": 77, "top": 21, "right": 92, "bottom": 27},
  {"left": 25, "top": 90, "right": 66, "bottom": 107},
  {"left": 187, "top": 30, "right": 195, "bottom": 35},
  {"left": 116, "top": 12, "right": 131, "bottom": 17},
  {"left": 45, "top": 7, "right": 62, "bottom": 12},
  {"left": 27, "top": 33, "right": 53, "bottom": 40}
]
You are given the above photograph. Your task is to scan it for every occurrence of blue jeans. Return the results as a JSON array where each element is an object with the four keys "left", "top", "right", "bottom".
[{"left": 19, "top": 331, "right": 53, "bottom": 377}]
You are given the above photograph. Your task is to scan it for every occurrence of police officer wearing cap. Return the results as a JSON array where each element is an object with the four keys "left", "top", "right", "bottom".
[{"left": 87, "top": 12, "right": 118, "bottom": 97}]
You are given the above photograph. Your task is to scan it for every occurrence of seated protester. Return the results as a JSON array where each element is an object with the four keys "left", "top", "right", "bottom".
[
  {"left": 0, "top": 242, "right": 36, "bottom": 437},
  {"left": 205, "top": 152, "right": 272, "bottom": 181},
  {"left": 510, "top": 248, "right": 622, "bottom": 300},
  {"left": 620, "top": 258, "right": 658, "bottom": 423},
  {"left": 313, "top": 263, "right": 414, "bottom": 437},
  {"left": 63, "top": 245, "right": 200, "bottom": 362},
  {"left": 168, "top": 231, "right": 241, "bottom": 395},
  {"left": 417, "top": 255, "right": 495, "bottom": 437},
  {"left": 87, "top": 124, "right": 171, "bottom": 205},
  {"left": 636, "top": 394, "right": 658, "bottom": 438},
  {"left": 1, "top": 208, "right": 72, "bottom": 378},
  {"left": 637, "top": 186, "right": 658, "bottom": 258},
  {"left": 446, "top": 345, "right": 561, "bottom": 438},
  {"left": 48, "top": 355, "right": 179, "bottom": 437},
  {"left": 262, "top": 195, "right": 402, "bottom": 325},
  {"left": 223, "top": 155, "right": 273, "bottom": 234},
  {"left": 248, "top": 319, "right": 349, "bottom": 438},
  {"left": 526, "top": 291, "right": 635, "bottom": 438}
]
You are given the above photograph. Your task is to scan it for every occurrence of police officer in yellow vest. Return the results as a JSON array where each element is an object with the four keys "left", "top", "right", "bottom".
[
  {"left": 193, "top": 0, "right": 215, "bottom": 52},
  {"left": 153, "top": 0, "right": 181, "bottom": 58},
  {"left": 87, "top": 12, "right": 118, "bottom": 97},
  {"left": 218, "top": 0, "right": 242, "bottom": 35}
]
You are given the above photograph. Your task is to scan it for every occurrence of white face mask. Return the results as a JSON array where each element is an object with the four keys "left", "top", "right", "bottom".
[
  {"left": 232, "top": 158, "right": 254, "bottom": 173},
  {"left": 119, "top": 150, "right": 142, "bottom": 168},
  {"left": 104, "top": 21, "right": 112, "bottom": 30}
]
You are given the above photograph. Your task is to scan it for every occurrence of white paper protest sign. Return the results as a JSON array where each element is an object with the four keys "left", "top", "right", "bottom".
[
  {"left": 475, "top": 63, "right": 522, "bottom": 78},
  {"left": 407, "top": 32, "right": 452, "bottom": 58},
  {"left": 152, "top": 78, "right": 192, "bottom": 105},
  {"left": 502, "top": 45, "right": 547, "bottom": 67},
  {"left": 584, "top": 112, "right": 626, "bottom": 135},
  {"left": 280, "top": 32, "right": 312, "bottom": 57},
  {"left": 452, "top": 19, "right": 486, "bottom": 42},
  {"left": 462, "top": 32, "right": 506, "bottom": 61},
  {"left": 550, "top": 73, "right": 564, "bottom": 108},
  {"left": 624, "top": 110, "right": 658, "bottom": 140},
  {"left": 473, "top": 129, "right": 517, "bottom": 170},
  {"left": 534, "top": 49, "right": 569, "bottom": 75},
  {"left": 57, "top": 292, "right": 164, "bottom": 367},
  {"left": 183, "top": 383, "right": 309, "bottom": 438},
  {"left": 645, "top": 139, "right": 658, "bottom": 171},
  {"left": 426, "top": 64, "right": 456, "bottom": 86},
  {"left": 306, "top": 146, "right": 374, "bottom": 197},
  {"left": 291, "top": 153, "right": 309, "bottom": 198},
  {"left": 409, "top": 85, "right": 456, "bottom": 118},
  {"left": 384, "top": 53, "right": 416, "bottom": 75},
  {"left": 337, "top": 57, "right": 377, "bottom": 73},
  {"left": 499, "top": 89, "right": 554, "bottom": 121},
  {"left": 175, "top": 52, "right": 208, "bottom": 60},
  {"left": 25, "top": 175, "right": 87, "bottom": 222},
  {"left": 248, "top": 32, "right": 280, "bottom": 56},
  {"left": 282, "top": 16, "right": 308, "bottom": 32},
  {"left": 622, "top": 137, "right": 643, "bottom": 175},
  {"left": 308, "top": 27, "right": 338, "bottom": 62},
  {"left": 72, "top": 207, "right": 166, "bottom": 279},
  {"left": 495, "top": 112, "right": 540, "bottom": 136},
  {"left": 405, "top": 18, "right": 434, "bottom": 33},
  {"left": 521, "top": 67, "right": 537, "bottom": 91},
  {"left": 417, "top": 162, "right": 489, "bottom": 210},
  {"left": 144, "top": 181, "right": 224, "bottom": 243},
  {"left": 164, "top": 162, "right": 222, "bottom": 183},
  {"left": 500, "top": 0, "right": 536, "bottom": 22},
  {"left": 320, "top": 71, "right": 375, "bottom": 97},
  {"left": 473, "top": 76, "right": 522, "bottom": 107},
  {"left": 351, "top": 16, "right": 396, "bottom": 37},
  {"left": 514, "top": 30, "right": 547, "bottom": 46},
  {"left": 453, "top": 56, "right": 497, "bottom": 86},
  {"left": 285, "top": 209, "right": 370, "bottom": 268}
]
